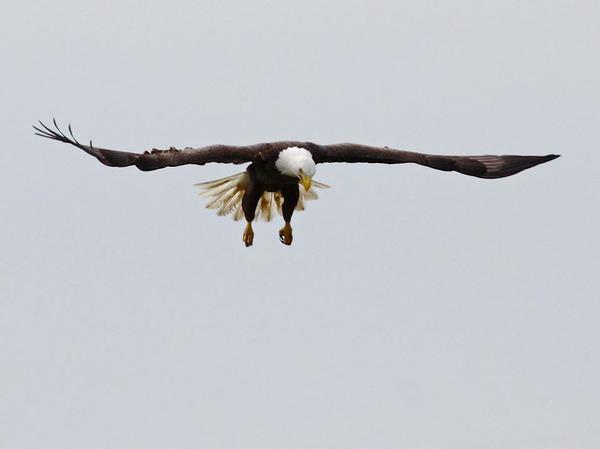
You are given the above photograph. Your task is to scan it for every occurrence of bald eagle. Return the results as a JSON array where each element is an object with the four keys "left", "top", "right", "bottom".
[{"left": 34, "top": 120, "right": 559, "bottom": 247}]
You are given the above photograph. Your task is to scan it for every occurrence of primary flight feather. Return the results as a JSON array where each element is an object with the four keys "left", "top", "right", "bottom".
[{"left": 34, "top": 119, "right": 559, "bottom": 246}]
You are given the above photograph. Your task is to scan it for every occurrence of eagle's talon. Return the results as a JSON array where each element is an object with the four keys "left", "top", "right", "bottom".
[
  {"left": 278, "top": 223, "right": 293, "bottom": 246},
  {"left": 243, "top": 222, "right": 254, "bottom": 247}
]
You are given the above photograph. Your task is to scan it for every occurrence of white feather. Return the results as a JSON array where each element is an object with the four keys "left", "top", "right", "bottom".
[{"left": 275, "top": 147, "right": 317, "bottom": 177}]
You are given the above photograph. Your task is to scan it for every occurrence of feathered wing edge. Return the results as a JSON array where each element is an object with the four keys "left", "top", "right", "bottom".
[
  {"left": 195, "top": 174, "right": 330, "bottom": 222},
  {"left": 33, "top": 119, "right": 140, "bottom": 167},
  {"left": 458, "top": 154, "right": 560, "bottom": 179}
]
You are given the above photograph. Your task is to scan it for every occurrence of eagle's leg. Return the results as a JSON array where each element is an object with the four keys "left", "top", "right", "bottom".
[
  {"left": 279, "top": 185, "right": 299, "bottom": 246},
  {"left": 241, "top": 181, "right": 263, "bottom": 247}
]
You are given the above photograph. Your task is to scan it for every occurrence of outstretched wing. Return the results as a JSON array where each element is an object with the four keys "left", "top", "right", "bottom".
[
  {"left": 33, "top": 120, "right": 278, "bottom": 171},
  {"left": 35, "top": 120, "right": 559, "bottom": 178},
  {"left": 310, "top": 143, "right": 559, "bottom": 179}
]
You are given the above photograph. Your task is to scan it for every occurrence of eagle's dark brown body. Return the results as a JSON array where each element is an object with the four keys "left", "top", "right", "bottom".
[{"left": 244, "top": 161, "right": 300, "bottom": 223}]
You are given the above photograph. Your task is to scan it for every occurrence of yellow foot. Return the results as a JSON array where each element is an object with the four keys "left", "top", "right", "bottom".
[
  {"left": 278, "top": 222, "right": 293, "bottom": 246},
  {"left": 243, "top": 222, "right": 254, "bottom": 247}
]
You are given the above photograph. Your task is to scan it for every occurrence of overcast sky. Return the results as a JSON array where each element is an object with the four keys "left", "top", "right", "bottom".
[{"left": 2, "top": 1, "right": 599, "bottom": 448}]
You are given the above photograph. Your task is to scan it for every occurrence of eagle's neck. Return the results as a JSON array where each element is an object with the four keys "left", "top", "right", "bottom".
[{"left": 275, "top": 147, "right": 316, "bottom": 178}]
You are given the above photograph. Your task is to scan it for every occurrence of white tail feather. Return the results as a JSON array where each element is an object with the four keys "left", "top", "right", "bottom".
[{"left": 195, "top": 172, "right": 329, "bottom": 222}]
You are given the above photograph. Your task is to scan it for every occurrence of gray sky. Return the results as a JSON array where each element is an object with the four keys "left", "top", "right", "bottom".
[{"left": 2, "top": 0, "right": 599, "bottom": 448}]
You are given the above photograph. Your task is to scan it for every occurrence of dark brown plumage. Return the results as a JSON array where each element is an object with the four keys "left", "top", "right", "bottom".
[{"left": 34, "top": 120, "right": 559, "bottom": 246}]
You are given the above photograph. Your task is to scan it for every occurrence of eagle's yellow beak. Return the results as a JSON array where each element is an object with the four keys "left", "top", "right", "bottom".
[{"left": 299, "top": 173, "right": 312, "bottom": 191}]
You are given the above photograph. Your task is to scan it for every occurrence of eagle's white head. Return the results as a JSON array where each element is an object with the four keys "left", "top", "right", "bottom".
[{"left": 275, "top": 146, "right": 316, "bottom": 191}]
